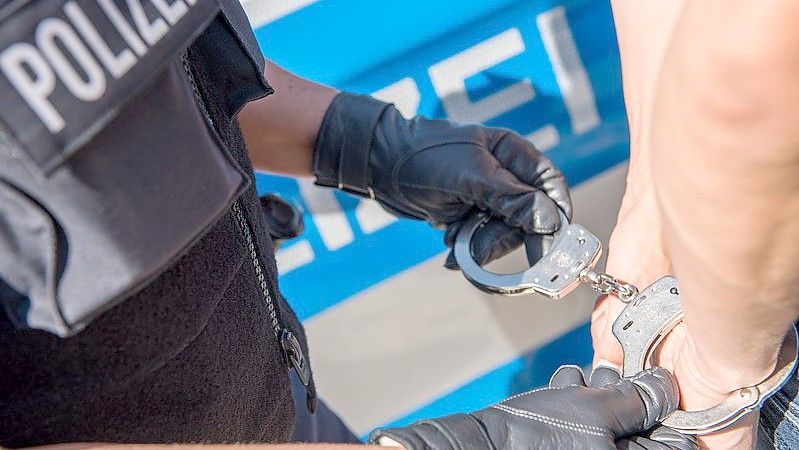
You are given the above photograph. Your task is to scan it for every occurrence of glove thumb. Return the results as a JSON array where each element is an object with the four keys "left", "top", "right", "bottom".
[{"left": 603, "top": 367, "right": 681, "bottom": 436}]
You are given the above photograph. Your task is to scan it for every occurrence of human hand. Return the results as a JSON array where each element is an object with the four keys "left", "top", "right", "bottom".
[
  {"left": 591, "top": 177, "right": 671, "bottom": 369},
  {"left": 312, "top": 93, "right": 572, "bottom": 269},
  {"left": 370, "top": 365, "right": 694, "bottom": 450},
  {"left": 652, "top": 324, "right": 759, "bottom": 449}
]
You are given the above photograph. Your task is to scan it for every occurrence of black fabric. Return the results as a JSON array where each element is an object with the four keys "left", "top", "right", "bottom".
[{"left": 0, "top": 10, "right": 307, "bottom": 447}]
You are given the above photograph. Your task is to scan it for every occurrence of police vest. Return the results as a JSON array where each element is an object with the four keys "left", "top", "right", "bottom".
[
  {"left": 0, "top": 0, "right": 268, "bottom": 336},
  {"left": 0, "top": 0, "right": 313, "bottom": 444}
]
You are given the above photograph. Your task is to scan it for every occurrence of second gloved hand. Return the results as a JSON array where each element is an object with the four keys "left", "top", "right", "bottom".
[
  {"left": 369, "top": 365, "right": 695, "bottom": 450},
  {"left": 313, "top": 93, "right": 572, "bottom": 267}
]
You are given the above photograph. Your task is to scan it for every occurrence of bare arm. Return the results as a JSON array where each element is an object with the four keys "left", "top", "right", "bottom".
[
  {"left": 599, "top": 1, "right": 799, "bottom": 448},
  {"left": 238, "top": 60, "right": 338, "bottom": 176},
  {"left": 649, "top": 2, "right": 799, "bottom": 447}
]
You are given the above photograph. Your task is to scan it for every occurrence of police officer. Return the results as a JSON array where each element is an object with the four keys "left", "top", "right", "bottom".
[{"left": 0, "top": 1, "right": 691, "bottom": 449}]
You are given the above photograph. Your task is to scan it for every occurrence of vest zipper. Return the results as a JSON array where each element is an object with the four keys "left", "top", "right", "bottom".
[
  {"left": 231, "top": 200, "right": 316, "bottom": 412},
  {"left": 181, "top": 51, "right": 316, "bottom": 411}
]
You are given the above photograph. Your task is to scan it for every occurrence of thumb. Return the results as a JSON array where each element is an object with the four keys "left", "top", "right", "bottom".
[{"left": 603, "top": 367, "right": 680, "bottom": 437}]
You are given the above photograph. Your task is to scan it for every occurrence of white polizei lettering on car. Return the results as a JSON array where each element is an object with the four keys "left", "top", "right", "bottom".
[
  {"left": 0, "top": 44, "right": 63, "bottom": 132},
  {"left": 297, "top": 179, "right": 354, "bottom": 251},
  {"left": 428, "top": 28, "right": 534, "bottom": 125},
  {"left": 526, "top": 124, "right": 560, "bottom": 152},
  {"left": 64, "top": 2, "right": 137, "bottom": 80},
  {"left": 35, "top": 18, "right": 107, "bottom": 102},
  {"left": 150, "top": 0, "right": 189, "bottom": 26},
  {"left": 97, "top": 0, "right": 149, "bottom": 57},
  {"left": 355, "top": 200, "right": 397, "bottom": 235},
  {"left": 126, "top": 0, "right": 169, "bottom": 46},
  {"left": 373, "top": 77, "right": 420, "bottom": 119},
  {"left": 537, "top": 7, "right": 600, "bottom": 135},
  {"left": 276, "top": 239, "right": 315, "bottom": 274},
  {"left": 241, "top": 0, "right": 320, "bottom": 28}
]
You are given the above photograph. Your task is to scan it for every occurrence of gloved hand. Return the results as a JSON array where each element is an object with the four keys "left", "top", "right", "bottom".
[
  {"left": 313, "top": 93, "right": 572, "bottom": 267},
  {"left": 368, "top": 365, "right": 696, "bottom": 450},
  {"left": 259, "top": 194, "right": 304, "bottom": 249}
]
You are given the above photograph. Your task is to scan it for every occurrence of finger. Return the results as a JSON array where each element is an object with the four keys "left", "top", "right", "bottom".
[
  {"left": 444, "top": 251, "right": 459, "bottom": 270},
  {"left": 617, "top": 427, "right": 697, "bottom": 450},
  {"left": 589, "top": 365, "right": 622, "bottom": 387},
  {"left": 602, "top": 367, "right": 680, "bottom": 436},
  {"left": 470, "top": 219, "right": 525, "bottom": 266},
  {"left": 616, "top": 438, "right": 671, "bottom": 450},
  {"left": 490, "top": 131, "right": 573, "bottom": 220},
  {"left": 523, "top": 232, "right": 553, "bottom": 266},
  {"left": 444, "top": 216, "right": 550, "bottom": 270},
  {"left": 443, "top": 219, "right": 466, "bottom": 249},
  {"left": 475, "top": 167, "right": 563, "bottom": 234},
  {"left": 645, "top": 427, "right": 697, "bottom": 450},
  {"left": 591, "top": 294, "right": 626, "bottom": 368},
  {"left": 443, "top": 219, "right": 524, "bottom": 270},
  {"left": 548, "top": 365, "right": 588, "bottom": 388}
]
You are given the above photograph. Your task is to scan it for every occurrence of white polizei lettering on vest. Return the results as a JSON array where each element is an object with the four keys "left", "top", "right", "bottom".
[
  {"left": 35, "top": 18, "right": 106, "bottom": 102},
  {"left": 64, "top": 2, "right": 137, "bottom": 80},
  {"left": 185, "top": 0, "right": 197, "bottom": 5},
  {"left": 537, "top": 7, "right": 600, "bottom": 135},
  {"left": 372, "top": 77, "right": 420, "bottom": 119},
  {"left": 126, "top": 0, "right": 168, "bottom": 46},
  {"left": 97, "top": 0, "right": 149, "bottom": 57},
  {"left": 0, "top": 44, "right": 64, "bottom": 132},
  {"left": 150, "top": 0, "right": 189, "bottom": 26},
  {"left": 297, "top": 179, "right": 354, "bottom": 251},
  {"left": 429, "top": 28, "right": 534, "bottom": 125}
]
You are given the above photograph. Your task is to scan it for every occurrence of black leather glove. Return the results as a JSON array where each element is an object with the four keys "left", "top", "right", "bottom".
[
  {"left": 313, "top": 93, "right": 572, "bottom": 267},
  {"left": 368, "top": 366, "right": 696, "bottom": 450},
  {"left": 582, "top": 366, "right": 696, "bottom": 450},
  {"left": 259, "top": 194, "right": 304, "bottom": 248}
]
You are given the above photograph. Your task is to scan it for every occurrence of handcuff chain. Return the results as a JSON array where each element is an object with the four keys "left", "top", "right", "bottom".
[{"left": 583, "top": 270, "right": 639, "bottom": 303}]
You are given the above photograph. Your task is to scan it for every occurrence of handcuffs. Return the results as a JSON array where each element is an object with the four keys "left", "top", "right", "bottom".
[{"left": 453, "top": 213, "right": 799, "bottom": 435}]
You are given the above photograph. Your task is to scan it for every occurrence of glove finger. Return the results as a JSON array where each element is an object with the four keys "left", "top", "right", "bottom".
[
  {"left": 616, "top": 438, "right": 667, "bottom": 450},
  {"left": 548, "top": 365, "right": 588, "bottom": 388},
  {"left": 617, "top": 427, "right": 697, "bottom": 450},
  {"left": 444, "top": 219, "right": 527, "bottom": 270},
  {"left": 444, "top": 217, "right": 551, "bottom": 270},
  {"left": 475, "top": 167, "right": 563, "bottom": 234},
  {"left": 490, "top": 131, "right": 573, "bottom": 220},
  {"left": 589, "top": 365, "right": 622, "bottom": 387},
  {"left": 523, "top": 232, "right": 553, "bottom": 266},
  {"left": 443, "top": 219, "right": 466, "bottom": 249},
  {"left": 646, "top": 427, "right": 697, "bottom": 450},
  {"left": 470, "top": 219, "right": 526, "bottom": 265},
  {"left": 601, "top": 367, "right": 680, "bottom": 436}
]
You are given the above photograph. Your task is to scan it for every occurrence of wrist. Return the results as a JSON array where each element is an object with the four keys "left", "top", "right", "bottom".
[{"left": 312, "top": 92, "right": 389, "bottom": 197}]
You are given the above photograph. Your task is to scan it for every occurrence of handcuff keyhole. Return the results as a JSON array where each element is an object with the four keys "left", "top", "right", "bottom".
[
  {"left": 577, "top": 237, "right": 586, "bottom": 245},
  {"left": 622, "top": 321, "right": 634, "bottom": 331},
  {"left": 670, "top": 287, "right": 679, "bottom": 295},
  {"left": 550, "top": 274, "right": 560, "bottom": 282}
]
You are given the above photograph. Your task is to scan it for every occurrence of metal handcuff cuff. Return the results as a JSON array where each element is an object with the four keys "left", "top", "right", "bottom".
[{"left": 453, "top": 212, "right": 799, "bottom": 435}]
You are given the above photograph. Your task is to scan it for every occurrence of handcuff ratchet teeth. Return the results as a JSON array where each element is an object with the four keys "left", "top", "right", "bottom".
[{"left": 454, "top": 213, "right": 799, "bottom": 434}]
